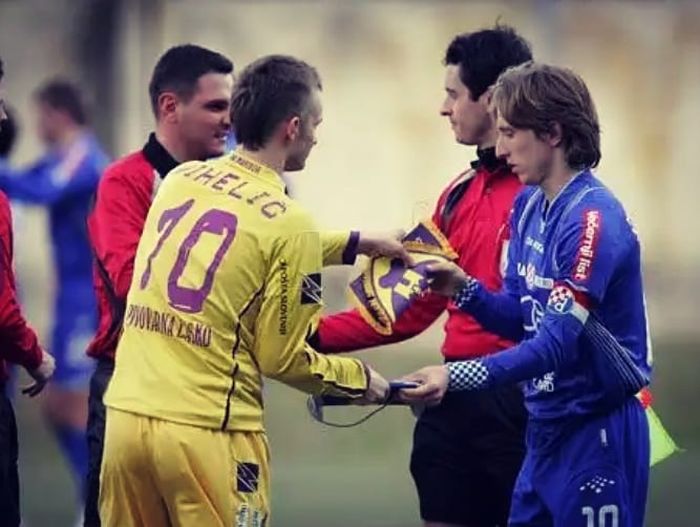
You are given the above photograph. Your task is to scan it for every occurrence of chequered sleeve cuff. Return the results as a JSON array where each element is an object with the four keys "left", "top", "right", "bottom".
[
  {"left": 452, "top": 275, "right": 480, "bottom": 311},
  {"left": 447, "top": 360, "right": 490, "bottom": 391}
]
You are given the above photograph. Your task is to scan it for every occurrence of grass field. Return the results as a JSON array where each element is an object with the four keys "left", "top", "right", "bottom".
[{"left": 14, "top": 338, "right": 698, "bottom": 527}]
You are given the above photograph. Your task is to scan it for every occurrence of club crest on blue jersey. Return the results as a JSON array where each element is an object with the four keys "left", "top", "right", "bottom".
[{"left": 547, "top": 285, "right": 576, "bottom": 314}]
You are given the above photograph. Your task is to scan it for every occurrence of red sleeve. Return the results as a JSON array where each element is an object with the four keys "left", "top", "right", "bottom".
[
  {"left": 0, "top": 194, "right": 42, "bottom": 370},
  {"left": 316, "top": 292, "right": 448, "bottom": 353},
  {"left": 90, "top": 166, "right": 151, "bottom": 300}
]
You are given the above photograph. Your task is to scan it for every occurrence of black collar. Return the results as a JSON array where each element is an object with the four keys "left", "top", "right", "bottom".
[
  {"left": 142, "top": 133, "right": 179, "bottom": 179},
  {"left": 470, "top": 147, "right": 505, "bottom": 171}
]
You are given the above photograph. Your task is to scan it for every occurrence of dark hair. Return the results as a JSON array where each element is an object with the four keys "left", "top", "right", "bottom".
[
  {"left": 35, "top": 79, "right": 88, "bottom": 125},
  {"left": 0, "top": 106, "right": 17, "bottom": 157},
  {"left": 0, "top": 57, "right": 4, "bottom": 82},
  {"left": 148, "top": 44, "right": 233, "bottom": 116},
  {"left": 493, "top": 62, "right": 601, "bottom": 170},
  {"left": 444, "top": 24, "right": 532, "bottom": 101},
  {"left": 231, "top": 55, "right": 322, "bottom": 150}
]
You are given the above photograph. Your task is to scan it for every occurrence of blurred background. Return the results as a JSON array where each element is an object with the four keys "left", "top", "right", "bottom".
[{"left": 0, "top": 0, "right": 698, "bottom": 525}]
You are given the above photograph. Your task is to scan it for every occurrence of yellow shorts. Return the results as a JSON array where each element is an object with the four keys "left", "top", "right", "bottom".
[{"left": 99, "top": 407, "right": 270, "bottom": 527}]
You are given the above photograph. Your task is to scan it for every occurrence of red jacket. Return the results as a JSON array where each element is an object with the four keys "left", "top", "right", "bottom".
[
  {"left": 86, "top": 134, "right": 178, "bottom": 360},
  {"left": 315, "top": 150, "right": 523, "bottom": 360},
  {"left": 0, "top": 191, "right": 42, "bottom": 381}
]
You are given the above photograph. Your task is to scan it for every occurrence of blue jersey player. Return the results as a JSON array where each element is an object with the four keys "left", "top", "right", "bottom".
[
  {"left": 402, "top": 62, "right": 651, "bottom": 527},
  {"left": 0, "top": 79, "right": 107, "bottom": 515}
]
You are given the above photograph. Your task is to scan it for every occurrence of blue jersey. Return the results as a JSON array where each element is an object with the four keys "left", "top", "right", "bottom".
[
  {"left": 0, "top": 133, "right": 108, "bottom": 306},
  {"left": 450, "top": 170, "right": 651, "bottom": 421}
]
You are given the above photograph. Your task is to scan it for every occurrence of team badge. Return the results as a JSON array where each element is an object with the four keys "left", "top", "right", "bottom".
[
  {"left": 347, "top": 220, "right": 457, "bottom": 335},
  {"left": 237, "top": 462, "right": 260, "bottom": 493},
  {"left": 300, "top": 273, "right": 322, "bottom": 305},
  {"left": 547, "top": 285, "right": 575, "bottom": 314}
]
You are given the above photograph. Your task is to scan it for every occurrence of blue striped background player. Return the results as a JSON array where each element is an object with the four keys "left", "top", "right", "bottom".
[
  {"left": 0, "top": 79, "right": 108, "bottom": 517},
  {"left": 403, "top": 62, "right": 651, "bottom": 527}
]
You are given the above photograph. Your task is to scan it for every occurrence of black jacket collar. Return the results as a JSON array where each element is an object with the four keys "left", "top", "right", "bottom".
[
  {"left": 142, "top": 133, "right": 179, "bottom": 178},
  {"left": 470, "top": 147, "right": 505, "bottom": 172}
]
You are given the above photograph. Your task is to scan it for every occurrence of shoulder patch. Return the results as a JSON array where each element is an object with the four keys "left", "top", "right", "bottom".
[{"left": 301, "top": 273, "right": 322, "bottom": 305}]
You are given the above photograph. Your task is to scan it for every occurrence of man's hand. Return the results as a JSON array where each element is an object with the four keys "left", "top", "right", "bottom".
[
  {"left": 357, "top": 364, "right": 390, "bottom": 405},
  {"left": 22, "top": 349, "right": 56, "bottom": 397},
  {"left": 397, "top": 365, "right": 449, "bottom": 406},
  {"left": 357, "top": 230, "right": 415, "bottom": 267},
  {"left": 426, "top": 261, "right": 468, "bottom": 296}
]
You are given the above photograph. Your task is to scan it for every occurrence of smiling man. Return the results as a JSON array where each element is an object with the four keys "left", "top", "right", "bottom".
[{"left": 83, "top": 44, "right": 234, "bottom": 527}]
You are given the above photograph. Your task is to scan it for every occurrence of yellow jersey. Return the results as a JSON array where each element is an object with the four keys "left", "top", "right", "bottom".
[{"left": 104, "top": 151, "right": 368, "bottom": 432}]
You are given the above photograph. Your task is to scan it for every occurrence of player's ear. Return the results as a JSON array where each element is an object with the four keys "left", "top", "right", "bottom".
[
  {"left": 157, "top": 92, "right": 179, "bottom": 123},
  {"left": 546, "top": 122, "right": 563, "bottom": 147},
  {"left": 284, "top": 116, "right": 301, "bottom": 143},
  {"left": 479, "top": 85, "right": 495, "bottom": 107}
]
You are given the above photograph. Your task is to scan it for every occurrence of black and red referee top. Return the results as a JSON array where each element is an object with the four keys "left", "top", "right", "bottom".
[
  {"left": 86, "top": 133, "right": 178, "bottom": 361},
  {"left": 314, "top": 148, "right": 523, "bottom": 361},
  {"left": 0, "top": 191, "right": 42, "bottom": 382}
]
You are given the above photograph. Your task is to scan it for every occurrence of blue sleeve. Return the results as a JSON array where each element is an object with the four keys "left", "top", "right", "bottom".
[
  {"left": 447, "top": 197, "right": 645, "bottom": 391},
  {"left": 448, "top": 300, "right": 586, "bottom": 390},
  {"left": 0, "top": 141, "right": 104, "bottom": 205},
  {"left": 452, "top": 192, "right": 528, "bottom": 342},
  {"left": 552, "top": 201, "right": 625, "bottom": 303}
]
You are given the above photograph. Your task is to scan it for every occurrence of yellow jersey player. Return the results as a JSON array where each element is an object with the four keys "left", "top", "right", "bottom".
[{"left": 99, "top": 55, "right": 398, "bottom": 527}]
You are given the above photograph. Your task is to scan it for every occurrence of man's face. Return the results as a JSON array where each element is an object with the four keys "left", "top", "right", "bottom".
[
  {"left": 284, "top": 90, "right": 322, "bottom": 172},
  {"left": 495, "top": 111, "right": 554, "bottom": 186},
  {"left": 35, "top": 100, "right": 63, "bottom": 146},
  {"left": 440, "top": 65, "right": 491, "bottom": 146},
  {"left": 175, "top": 72, "right": 233, "bottom": 160}
]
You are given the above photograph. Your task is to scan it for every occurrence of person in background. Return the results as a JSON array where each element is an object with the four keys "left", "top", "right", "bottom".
[
  {"left": 0, "top": 54, "right": 57, "bottom": 527},
  {"left": 0, "top": 78, "right": 107, "bottom": 521}
]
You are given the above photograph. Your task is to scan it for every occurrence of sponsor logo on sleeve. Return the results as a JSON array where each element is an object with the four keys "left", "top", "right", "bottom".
[
  {"left": 532, "top": 371, "right": 555, "bottom": 392},
  {"left": 521, "top": 295, "right": 545, "bottom": 333},
  {"left": 300, "top": 273, "right": 322, "bottom": 305},
  {"left": 279, "top": 259, "right": 289, "bottom": 335},
  {"left": 574, "top": 209, "right": 601, "bottom": 282},
  {"left": 525, "top": 263, "right": 536, "bottom": 290}
]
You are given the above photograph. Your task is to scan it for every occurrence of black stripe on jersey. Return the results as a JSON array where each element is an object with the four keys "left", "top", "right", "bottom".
[
  {"left": 92, "top": 250, "right": 126, "bottom": 352},
  {"left": 221, "top": 285, "right": 265, "bottom": 430}
]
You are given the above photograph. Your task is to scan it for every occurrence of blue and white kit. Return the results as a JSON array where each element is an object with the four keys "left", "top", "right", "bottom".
[
  {"left": 0, "top": 133, "right": 108, "bottom": 388},
  {"left": 448, "top": 170, "right": 651, "bottom": 526}
]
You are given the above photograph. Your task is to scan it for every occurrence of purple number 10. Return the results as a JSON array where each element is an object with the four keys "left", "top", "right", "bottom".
[{"left": 139, "top": 200, "right": 238, "bottom": 314}]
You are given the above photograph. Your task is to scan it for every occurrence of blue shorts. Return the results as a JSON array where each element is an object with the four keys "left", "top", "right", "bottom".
[
  {"left": 51, "top": 307, "right": 97, "bottom": 390},
  {"left": 509, "top": 397, "right": 650, "bottom": 527}
]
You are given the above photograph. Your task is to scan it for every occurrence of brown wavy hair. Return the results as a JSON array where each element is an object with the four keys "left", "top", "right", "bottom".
[{"left": 492, "top": 62, "right": 601, "bottom": 169}]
